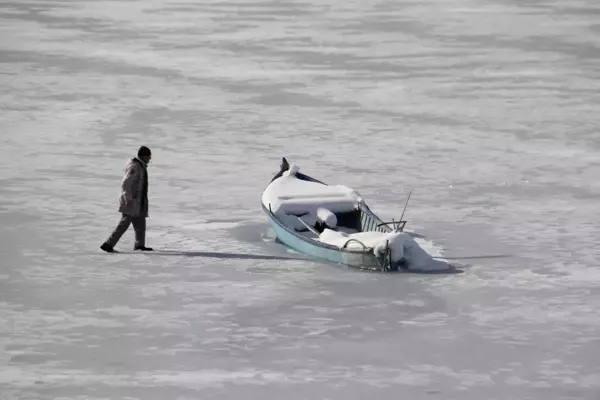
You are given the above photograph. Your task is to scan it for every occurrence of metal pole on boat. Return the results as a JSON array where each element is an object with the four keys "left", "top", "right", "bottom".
[
  {"left": 385, "top": 240, "right": 390, "bottom": 271},
  {"left": 398, "top": 190, "right": 412, "bottom": 229}
]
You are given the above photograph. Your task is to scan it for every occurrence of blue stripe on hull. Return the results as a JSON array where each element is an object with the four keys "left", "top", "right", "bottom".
[
  {"left": 263, "top": 207, "right": 384, "bottom": 270},
  {"left": 267, "top": 217, "right": 345, "bottom": 265}
]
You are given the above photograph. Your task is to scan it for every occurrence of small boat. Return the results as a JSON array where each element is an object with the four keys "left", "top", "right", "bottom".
[{"left": 261, "top": 158, "right": 447, "bottom": 272}]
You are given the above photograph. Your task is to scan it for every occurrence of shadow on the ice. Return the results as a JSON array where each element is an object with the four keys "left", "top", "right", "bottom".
[
  {"left": 424, "top": 254, "right": 514, "bottom": 274},
  {"left": 402, "top": 262, "right": 466, "bottom": 275},
  {"left": 138, "top": 250, "right": 473, "bottom": 274},
  {"left": 142, "top": 250, "right": 312, "bottom": 262},
  {"left": 440, "top": 254, "right": 512, "bottom": 261}
]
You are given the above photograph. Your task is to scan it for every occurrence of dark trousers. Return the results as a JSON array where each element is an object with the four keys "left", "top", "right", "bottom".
[{"left": 105, "top": 213, "right": 146, "bottom": 248}]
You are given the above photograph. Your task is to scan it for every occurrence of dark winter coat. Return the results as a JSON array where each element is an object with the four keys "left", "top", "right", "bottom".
[{"left": 118, "top": 157, "right": 149, "bottom": 218}]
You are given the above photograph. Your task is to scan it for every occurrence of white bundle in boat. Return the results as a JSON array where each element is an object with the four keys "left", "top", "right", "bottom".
[
  {"left": 316, "top": 207, "right": 337, "bottom": 228},
  {"left": 318, "top": 229, "right": 451, "bottom": 271},
  {"left": 318, "top": 229, "right": 408, "bottom": 262}
]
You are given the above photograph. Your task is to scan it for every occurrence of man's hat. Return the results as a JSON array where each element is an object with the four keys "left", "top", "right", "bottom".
[{"left": 138, "top": 146, "right": 151, "bottom": 157}]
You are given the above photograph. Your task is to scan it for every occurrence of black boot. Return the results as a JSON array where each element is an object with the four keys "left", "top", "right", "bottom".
[
  {"left": 134, "top": 246, "right": 153, "bottom": 251},
  {"left": 100, "top": 243, "right": 116, "bottom": 253}
]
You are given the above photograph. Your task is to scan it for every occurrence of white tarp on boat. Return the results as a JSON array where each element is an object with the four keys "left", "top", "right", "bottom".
[
  {"left": 319, "top": 229, "right": 406, "bottom": 258},
  {"left": 262, "top": 164, "right": 363, "bottom": 218},
  {"left": 318, "top": 229, "right": 450, "bottom": 272}
]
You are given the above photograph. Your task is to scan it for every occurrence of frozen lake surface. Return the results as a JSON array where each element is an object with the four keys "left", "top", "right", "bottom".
[{"left": 1, "top": 0, "right": 600, "bottom": 398}]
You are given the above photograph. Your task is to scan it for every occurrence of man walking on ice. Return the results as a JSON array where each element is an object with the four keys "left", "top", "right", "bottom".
[{"left": 101, "top": 146, "right": 153, "bottom": 253}]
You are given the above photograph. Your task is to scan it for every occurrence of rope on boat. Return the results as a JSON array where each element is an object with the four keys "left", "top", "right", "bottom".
[{"left": 342, "top": 238, "right": 367, "bottom": 250}]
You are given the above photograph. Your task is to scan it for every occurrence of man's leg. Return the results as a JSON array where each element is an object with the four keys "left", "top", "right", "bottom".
[
  {"left": 101, "top": 214, "right": 132, "bottom": 252},
  {"left": 132, "top": 217, "right": 152, "bottom": 250}
]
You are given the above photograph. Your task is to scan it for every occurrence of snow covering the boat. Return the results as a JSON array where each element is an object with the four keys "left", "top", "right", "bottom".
[
  {"left": 262, "top": 164, "right": 363, "bottom": 218},
  {"left": 318, "top": 229, "right": 450, "bottom": 272},
  {"left": 316, "top": 207, "right": 337, "bottom": 228}
]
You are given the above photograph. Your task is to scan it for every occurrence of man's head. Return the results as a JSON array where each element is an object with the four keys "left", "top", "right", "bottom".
[{"left": 137, "top": 146, "right": 152, "bottom": 164}]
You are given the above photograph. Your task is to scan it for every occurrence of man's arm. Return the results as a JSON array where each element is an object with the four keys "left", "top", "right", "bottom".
[{"left": 120, "top": 163, "right": 138, "bottom": 202}]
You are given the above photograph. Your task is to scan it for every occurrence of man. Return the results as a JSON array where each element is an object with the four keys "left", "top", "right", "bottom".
[{"left": 100, "top": 146, "right": 153, "bottom": 253}]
